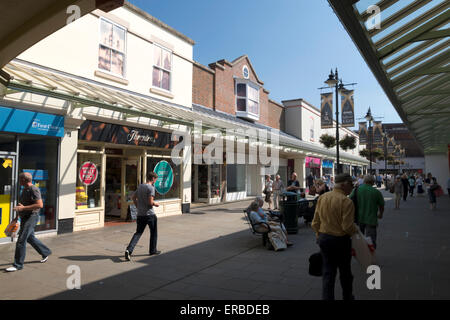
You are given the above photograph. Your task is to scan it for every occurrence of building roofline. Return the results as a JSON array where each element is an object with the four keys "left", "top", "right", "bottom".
[{"left": 123, "top": 1, "right": 195, "bottom": 46}]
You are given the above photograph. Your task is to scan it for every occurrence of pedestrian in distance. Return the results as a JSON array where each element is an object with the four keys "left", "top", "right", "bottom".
[
  {"left": 306, "top": 172, "right": 314, "bottom": 192},
  {"left": 263, "top": 175, "right": 274, "bottom": 210},
  {"left": 427, "top": 176, "right": 439, "bottom": 211},
  {"left": 311, "top": 173, "right": 358, "bottom": 300},
  {"left": 416, "top": 174, "right": 424, "bottom": 196},
  {"left": 401, "top": 173, "right": 409, "bottom": 201},
  {"left": 125, "top": 172, "right": 160, "bottom": 261},
  {"left": 408, "top": 175, "right": 416, "bottom": 197},
  {"left": 272, "top": 175, "right": 285, "bottom": 210},
  {"left": 393, "top": 176, "right": 403, "bottom": 209},
  {"left": 6, "top": 172, "right": 52, "bottom": 272},
  {"left": 350, "top": 175, "right": 384, "bottom": 249}
]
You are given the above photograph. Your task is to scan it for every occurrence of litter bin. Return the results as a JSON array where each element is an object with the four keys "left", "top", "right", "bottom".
[{"left": 280, "top": 192, "right": 299, "bottom": 234}]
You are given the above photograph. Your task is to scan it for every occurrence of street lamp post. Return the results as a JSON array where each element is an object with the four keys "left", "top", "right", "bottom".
[
  {"left": 322, "top": 69, "right": 356, "bottom": 175},
  {"left": 365, "top": 107, "right": 374, "bottom": 175}
]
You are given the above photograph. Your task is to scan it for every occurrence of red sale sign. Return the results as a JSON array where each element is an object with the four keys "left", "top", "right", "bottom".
[{"left": 79, "top": 162, "right": 98, "bottom": 186}]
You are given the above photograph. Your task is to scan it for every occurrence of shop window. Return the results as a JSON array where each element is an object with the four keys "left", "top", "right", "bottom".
[
  {"left": 0, "top": 134, "right": 16, "bottom": 152},
  {"left": 227, "top": 164, "right": 246, "bottom": 193},
  {"left": 147, "top": 157, "right": 181, "bottom": 200},
  {"left": 76, "top": 153, "right": 102, "bottom": 210},
  {"left": 152, "top": 44, "right": 172, "bottom": 91},
  {"left": 18, "top": 136, "right": 58, "bottom": 232},
  {"left": 98, "top": 18, "right": 126, "bottom": 77}
]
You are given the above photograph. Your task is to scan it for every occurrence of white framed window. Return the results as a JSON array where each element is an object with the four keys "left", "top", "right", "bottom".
[
  {"left": 235, "top": 80, "right": 260, "bottom": 121},
  {"left": 152, "top": 44, "right": 172, "bottom": 91},
  {"left": 310, "top": 118, "right": 315, "bottom": 141},
  {"left": 98, "top": 18, "right": 127, "bottom": 77}
]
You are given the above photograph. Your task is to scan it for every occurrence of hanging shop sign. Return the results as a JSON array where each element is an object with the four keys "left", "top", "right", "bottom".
[
  {"left": 0, "top": 106, "right": 64, "bottom": 137},
  {"left": 79, "top": 161, "right": 98, "bottom": 186},
  {"left": 154, "top": 161, "right": 174, "bottom": 195},
  {"left": 320, "top": 93, "right": 333, "bottom": 128},
  {"left": 340, "top": 90, "right": 355, "bottom": 127},
  {"left": 79, "top": 120, "right": 180, "bottom": 148}
]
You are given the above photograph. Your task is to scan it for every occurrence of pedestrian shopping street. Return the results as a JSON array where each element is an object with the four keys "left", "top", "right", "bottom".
[{"left": 0, "top": 188, "right": 449, "bottom": 300}]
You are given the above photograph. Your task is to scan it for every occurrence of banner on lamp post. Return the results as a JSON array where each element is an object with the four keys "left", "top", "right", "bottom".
[
  {"left": 358, "top": 122, "right": 368, "bottom": 144},
  {"left": 373, "top": 121, "right": 383, "bottom": 144},
  {"left": 321, "top": 93, "right": 333, "bottom": 128},
  {"left": 341, "top": 90, "right": 355, "bottom": 127}
]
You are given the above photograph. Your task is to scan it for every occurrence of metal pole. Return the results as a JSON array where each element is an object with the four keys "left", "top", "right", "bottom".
[
  {"left": 335, "top": 69, "right": 340, "bottom": 174},
  {"left": 369, "top": 119, "right": 372, "bottom": 175}
]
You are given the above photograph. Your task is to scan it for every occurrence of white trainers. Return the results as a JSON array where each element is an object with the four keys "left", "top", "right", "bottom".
[
  {"left": 6, "top": 266, "right": 18, "bottom": 272},
  {"left": 40, "top": 256, "right": 49, "bottom": 263}
]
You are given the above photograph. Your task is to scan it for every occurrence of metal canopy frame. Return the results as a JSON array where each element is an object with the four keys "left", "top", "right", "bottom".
[
  {"left": 329, "top": 0, "right": 450, "bottom": 153},
  {"left": 0, "top": 60, "right": 368, "bottom": 165}
]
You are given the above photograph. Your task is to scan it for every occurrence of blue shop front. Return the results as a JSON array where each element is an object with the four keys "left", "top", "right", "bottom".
[{"left": 0, "top": 105, "right": 64, "bottom": 243}]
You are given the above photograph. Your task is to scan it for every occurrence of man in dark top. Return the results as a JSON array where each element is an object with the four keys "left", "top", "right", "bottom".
[
  {"left": 125, "top": 171, "right": 160, "bottom": 261},
  {"left": 6, "top": 172, "right": 52, "bottom": 272},
  {"left": 306, "top": 173, "right": 314, "bottom": 190},
  {"left": 287, "top": 172, "right": 302, "bottom": 194}
]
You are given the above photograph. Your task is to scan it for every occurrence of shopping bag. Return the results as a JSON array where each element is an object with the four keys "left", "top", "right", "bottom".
[
  {"left": 4, "top": 218, "right": 20, "bottom": 241},
  {"left": 351, "top": 228, "right": 375, "bottom": 270},
  {"left": 308, "top": 252, "right": 323, "bottom": 277}
]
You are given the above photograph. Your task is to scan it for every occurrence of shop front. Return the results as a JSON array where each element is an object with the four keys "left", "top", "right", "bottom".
[
  {"left": 322, "top": 159, "right": 334, "bottom": 177},
  {"left": 305, "top": 156, "right": 321, "bottom": 178},
  {"left": 74, "top": 120, "right": 183, "bottom": 231},
  {"left": 0, "top": 106, "right": 63, "bottom": 243}
]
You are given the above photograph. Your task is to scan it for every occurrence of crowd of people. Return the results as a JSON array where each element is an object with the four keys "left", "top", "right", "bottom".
[{"left": 257, "top": 169, "right": 447, "bottom": 300}]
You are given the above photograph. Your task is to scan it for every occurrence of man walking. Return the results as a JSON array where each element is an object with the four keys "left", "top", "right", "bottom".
[
  {"left": 6, "top": 172, "right": 52, "bottom": 272},
  {"left": 272, "top": 175, "right": 284, "bottom": 210},
  {"left": 350, "top": 175, "right": 384, "bottom": 249},
  {"left": 311, "top": 173, "right": 358, "bottom": 300},
  {"left": 125, "top": 172, "right": 160, "bottom": 261},
  {"left": 306, "top": 173, "right": 314, "bottom": 191}
]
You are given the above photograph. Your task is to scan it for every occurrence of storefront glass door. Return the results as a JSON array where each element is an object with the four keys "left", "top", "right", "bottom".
[
  {"left": 0, "top": 156, "right": 15, "bottom": 240},
  {"left": 105, "top": 157, "right": 122, "bottom": 218}
]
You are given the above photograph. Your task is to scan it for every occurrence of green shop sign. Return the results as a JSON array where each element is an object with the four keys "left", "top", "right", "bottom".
[{"left": 154, "top": 161, "right": 174, "bottom": 195}]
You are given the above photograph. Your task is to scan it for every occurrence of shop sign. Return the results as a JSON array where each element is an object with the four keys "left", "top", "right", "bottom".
[
  {"left": 306, "top": 157, "right": 321, "bottom": 168},
  {"left": 154, "top": 161, "right": 173, "bottom": 195},
  {"left": 322, "top": 160, "right": 333, "bottom": 168},
  {"left": 79, "top": 120, "right": 177, "bottom": 148},
  {"left": 79, "top": 162, "right": 98, "bottom": 186},
  {"left": 0, "top": 106, "right": 64, "bottom": 137}
]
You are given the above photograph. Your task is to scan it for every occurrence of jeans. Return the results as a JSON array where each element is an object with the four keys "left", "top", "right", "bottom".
[
  {"left": 14, "top": 214, "right": 52, "bottom": 270},
  {"left": 126, "top": 215, "right": 158, "bottom": 254},
  {"left": 318, "top": 234, "right": 353, "bottom": 300},
  {"left": 358, "top": 223, "right": 377, "bottom": 249}
]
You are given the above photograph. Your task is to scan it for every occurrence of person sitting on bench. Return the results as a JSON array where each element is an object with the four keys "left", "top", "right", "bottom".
[{"left": 248, "top": 201, "right": 293, "bottom": 249}]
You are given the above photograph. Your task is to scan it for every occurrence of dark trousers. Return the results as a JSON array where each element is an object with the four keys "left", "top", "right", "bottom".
[
  {"left": 126, "top": 215, "right": 158, "bottom": 254},
  {"left": 318, "top": 234, "right": 353, "bottom": 300},
  {"left": 14, "top": 214, "right": 52, "bottom": 269},
  {"left": 409, "top": 186, "right": 415, "bottom": 196},
  {"left": 403, "top": 186, "right": 408, "bottom": 200},
  {"left": 358, "top": 223, "right": 377, "bottom": 249}
]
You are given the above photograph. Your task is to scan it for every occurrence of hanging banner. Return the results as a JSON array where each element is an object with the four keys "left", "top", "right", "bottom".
[
  {"left": 373, "top": 121, "right": 383, "bottom": 144},
  {"left": 320, "top": 93, "right": 333, "bottom": 128},
  {"left": 358, "top": 122, "right": 368, "bottom": 144},
  {"left": 387, "top": 137, "right": 395, "bottom": 153},
  {"left": 340, "top": 90, "right": 355, "bottom": 127}
]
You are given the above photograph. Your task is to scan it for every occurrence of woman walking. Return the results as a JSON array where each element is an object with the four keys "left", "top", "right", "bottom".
[
  {"left": 272, "top": 175, "right": 284, "bottom": 210},
  {"left": 394, "top": 176, "right": 403, "bottom": 209}
]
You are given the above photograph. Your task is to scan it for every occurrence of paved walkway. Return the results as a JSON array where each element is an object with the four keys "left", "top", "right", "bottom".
[{"left": 0, "top": 189, "right": 449, "bottom": 300}]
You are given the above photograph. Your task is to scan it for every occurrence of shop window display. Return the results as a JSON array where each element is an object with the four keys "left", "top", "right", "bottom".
[
  {"left": 76, "top": 153, "right": 102, "bottom": 210},
  {"left": 227, "top": 164, "right": 246, "bottom": 193}
]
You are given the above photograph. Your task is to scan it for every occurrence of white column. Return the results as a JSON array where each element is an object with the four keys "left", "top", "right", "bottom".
[{"left": 294, "top": 156, "right": 306, "bottom": 188}]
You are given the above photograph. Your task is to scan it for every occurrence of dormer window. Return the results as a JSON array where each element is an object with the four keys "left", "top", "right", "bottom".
[{"left": 235, "top": 80, "right": 260, "bottom": 121}]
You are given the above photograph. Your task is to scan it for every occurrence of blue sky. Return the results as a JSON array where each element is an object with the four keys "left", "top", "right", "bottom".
[{"left": 129, "top": 0, "right": 403, "bottom": 128}]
